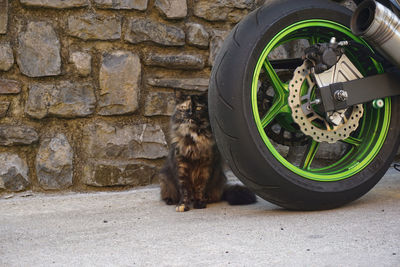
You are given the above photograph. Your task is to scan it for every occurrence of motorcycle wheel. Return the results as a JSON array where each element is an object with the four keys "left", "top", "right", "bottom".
[{"left": 209, "top": 0, "right": 400, "bottom": 210}]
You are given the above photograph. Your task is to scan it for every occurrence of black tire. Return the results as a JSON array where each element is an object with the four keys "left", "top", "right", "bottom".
[{"left": 209, "top": 0, "right": 400, "bottom": 210}]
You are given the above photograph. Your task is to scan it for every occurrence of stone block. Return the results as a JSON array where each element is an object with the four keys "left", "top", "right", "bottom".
[
  {"left": 17, "top": 21, "right": 61, "bottom": 77},
  {"left": 194, "top": 0, "right": 252, "bottom": 21},
  {"left": 0, "top": 125, "right": 38, "bottom": 146},
  {"left": 83, "top": 160, "right": 157, "bottom": 187},
  {"left": 284, "top": 39, "right": 309, "bottom": 58},
  {"left": 83, "top": 121, "right": 168, "bottom": 160},
  {"left": 98, "top": 51, "right": 141, "bottom": 116},
  {"left": 68, "top": 15, "right": 121, "bottom": 41},
  {"left": 225, "top": 0, "right": 253, "bottom": 9},
  {"left": 209, "top": 30, "right": 229, "bottom": 66},
  {"left": 70, "top": 51, "right": 91, "bottom": 77},
  {"left": 315, "top": 142, "right": 348, "bottom": 160},
  {"left": 144, "top": 53, "right": 205, "bottom": 70},
  {"left": 144, "top": 91, "right": 176, "bottom": 116},
  {"left": 0, "top": 0, "right": 7, "bottom": 34},
  {"left": 0, "top": 42, "right": 13, "bottom": 71},
  {"left": 155, "top": 0, "right": 187, "bottom": 19},
  {"left": 0, "top": 101, "right": 10, "bottom": 117},
  {"left": 36, "top": 134, "right": 73, "bottom": 190},
  {"left": 94, "top": 0, "right": 148, "bottom": 10},
  {"left": 0, "top": 79, "right": 21, "bottom": 94},
  {"left": 26, "top": 81, "right": 96, "bottom": 119},
  {"left": 125, "top": 18, "right": 185, "bottom": 46},
  {"left": 193, "top": 1, "right": 231, "bottom": 21},
  {"left": 0, "top": 153, "right": 30, "bottom": 192},
  {"left": 82, "top": 120, "right": 166, "bottom": 186},
  {"left": 186, "top": 23, "right": 209, "bottom": 48},
  {"left": 268, "top": 45, "right": 289, "bottom": 60},
  {"left": 342, "top": 0, "right": 357, "bottom": 11},
  {"left": 228, "top": 8, "right": 249, "bottom": 23},
  {"left": 20, "top": 0, "right": 89, "bottom": 8},
  {"left": 147, "top": 77, "right": 209, "bottom": 91}
]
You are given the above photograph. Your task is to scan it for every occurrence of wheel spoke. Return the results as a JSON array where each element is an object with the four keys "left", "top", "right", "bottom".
[
  {"left": 261, "top": 100, "right": 286, "bottom": 128},
  {"left": 301, "top": 140, "right": 320, "bottom": 170},
  {"left": 263, "top": 59, "right": 286, "bottom": 94},
  {"left": 260, "top": 59, "right": 290, "bottom": 128},
  {"left": 340, "top": 136, "right": 362, "bottom": 147}
]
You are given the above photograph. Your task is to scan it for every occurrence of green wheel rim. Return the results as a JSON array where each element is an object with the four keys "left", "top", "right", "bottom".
[{"left": 251, "top": 19, "right": 391, "bottom": 181}]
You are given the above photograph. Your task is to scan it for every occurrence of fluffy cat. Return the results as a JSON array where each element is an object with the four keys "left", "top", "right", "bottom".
[{"left": 159, "top": 93, "right": 257, "bottom": 212}]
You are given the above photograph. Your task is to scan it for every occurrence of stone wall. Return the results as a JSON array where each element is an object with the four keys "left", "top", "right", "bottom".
[
  {"left": 0, "top": 0, "right": 259, "bottom": 194},
  {"left": 0, "top": 0, "right": 397, "bottom": 195}
]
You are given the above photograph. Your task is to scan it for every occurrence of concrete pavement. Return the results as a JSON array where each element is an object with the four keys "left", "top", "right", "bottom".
[{"left": 0, "top": 168, "right": 399, "bottom": 266}]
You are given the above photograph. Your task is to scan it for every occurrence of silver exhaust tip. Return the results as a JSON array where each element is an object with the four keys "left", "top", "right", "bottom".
[
  {"left": 351, "top": 1, "right": 376, "bottom": 36},
  {"left": 351, "top": 0, "right": 400, "bottom": 67}
]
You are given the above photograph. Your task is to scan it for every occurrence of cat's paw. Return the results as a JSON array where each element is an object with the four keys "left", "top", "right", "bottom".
[
  {"left": 164, "top": 198, "right": 175, "bottom": 205},
  {"left": 176, "top": 204, "right": 190, "bottom": 212},
  {"left": 193, "top": 200, "right": 207, "bottom": 209}
]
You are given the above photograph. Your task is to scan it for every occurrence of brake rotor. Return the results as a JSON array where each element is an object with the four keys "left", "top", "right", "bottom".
[{"left": 288, "top": 61, "right": 363, "bottom": 143}]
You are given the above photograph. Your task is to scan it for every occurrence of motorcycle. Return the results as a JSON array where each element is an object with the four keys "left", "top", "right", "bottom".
[{"left": 208, "top": 0, "right": 400, "bottom": 210}]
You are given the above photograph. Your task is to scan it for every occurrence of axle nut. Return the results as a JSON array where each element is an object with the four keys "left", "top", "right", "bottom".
[{"left": 334, "top": 90, "right": 348, "bottom": 102}]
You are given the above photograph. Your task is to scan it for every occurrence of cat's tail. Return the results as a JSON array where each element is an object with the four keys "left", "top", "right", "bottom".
[{"left": 222, "top": 184, "right": 257, "bottom": 205}]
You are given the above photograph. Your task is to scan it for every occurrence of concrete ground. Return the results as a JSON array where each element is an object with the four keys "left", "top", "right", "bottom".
[{"left": 0, "top": 167, "right": 399, "bottom": 267}]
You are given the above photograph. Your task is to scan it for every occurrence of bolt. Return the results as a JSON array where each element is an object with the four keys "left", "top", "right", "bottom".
[
  {"left": 310, "top": 99, "right": 321, "bottom": 105},
  {"left": 334, "top": 90, "right": 348, "bottom": 102}
]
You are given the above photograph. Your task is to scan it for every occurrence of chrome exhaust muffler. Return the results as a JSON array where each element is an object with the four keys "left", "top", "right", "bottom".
[{"left": 351, "top": 0, "right": 400, "bottom": 67}]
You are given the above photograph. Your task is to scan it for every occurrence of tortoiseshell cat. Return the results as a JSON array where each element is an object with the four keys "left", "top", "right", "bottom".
[{"left": 159, "top": 93, "right": 256, "bottom": 212}]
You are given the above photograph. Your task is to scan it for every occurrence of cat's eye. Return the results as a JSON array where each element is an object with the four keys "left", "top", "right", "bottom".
[{"left": 196, "top": 107, "right": 203, "bottom": 111}]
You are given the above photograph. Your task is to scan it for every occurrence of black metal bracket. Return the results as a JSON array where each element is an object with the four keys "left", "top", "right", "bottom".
[
  {"left": 316, "top": 72, "right": 400, "bottom": 112},
  {"left": 270, "top": 58, "right": 303, "bottom": 69}
]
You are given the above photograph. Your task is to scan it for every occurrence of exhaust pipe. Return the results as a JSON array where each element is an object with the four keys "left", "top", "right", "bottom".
[{"left": 351, "top": 0, "right": 400, "bottom": 67}]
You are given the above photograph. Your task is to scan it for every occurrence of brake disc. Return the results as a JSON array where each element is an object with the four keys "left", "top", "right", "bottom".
[{"left": 288, "top": 61, "right": 363, "bottom": 144}]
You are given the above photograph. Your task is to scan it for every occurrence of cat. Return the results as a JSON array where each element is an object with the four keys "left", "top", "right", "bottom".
[{"left": 159, "top": 93, "right": 257, "bottom": 212}]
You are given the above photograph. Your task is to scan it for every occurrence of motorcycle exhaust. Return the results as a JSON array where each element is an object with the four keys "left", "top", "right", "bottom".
[{"left": 351, "top": 0, "right": 400, "bottom": 67}]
